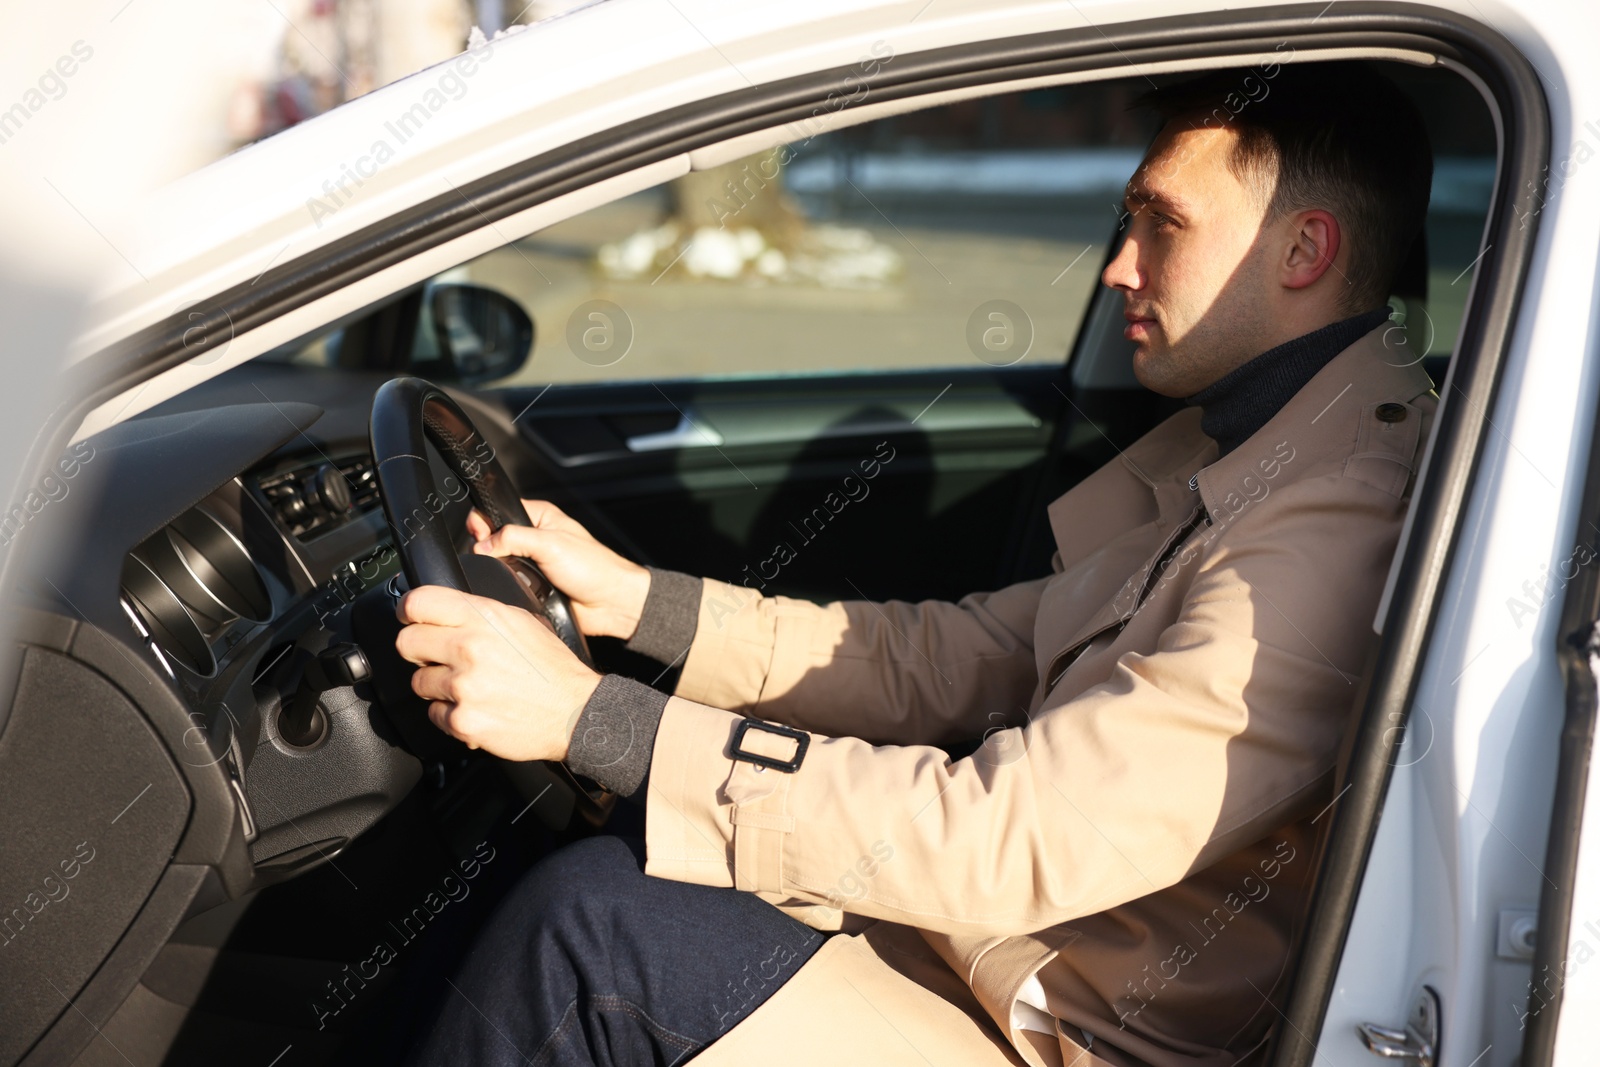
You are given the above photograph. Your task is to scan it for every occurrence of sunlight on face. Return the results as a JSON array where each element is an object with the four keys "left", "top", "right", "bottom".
[{"left": 1101, "top": 124, "right": 1277, "bottom": 397}]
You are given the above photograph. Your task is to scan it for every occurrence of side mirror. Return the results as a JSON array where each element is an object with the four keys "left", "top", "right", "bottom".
[{"left": 424, "top": 283, "right": 533, "bottom": 386}]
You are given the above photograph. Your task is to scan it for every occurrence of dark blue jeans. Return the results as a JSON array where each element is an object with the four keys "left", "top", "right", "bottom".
[{"left": 412, "top": 836, "right": 826, "bottom": 1067}]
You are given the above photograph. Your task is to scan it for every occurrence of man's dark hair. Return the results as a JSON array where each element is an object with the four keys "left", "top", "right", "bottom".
[{"left": 1136, "top": 61, "right": 1433, "bottom": 313}]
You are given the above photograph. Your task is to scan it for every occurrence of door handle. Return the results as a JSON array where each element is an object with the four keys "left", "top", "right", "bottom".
[{"left": 625, "top": 412, "right": 724, "bottom": 452}]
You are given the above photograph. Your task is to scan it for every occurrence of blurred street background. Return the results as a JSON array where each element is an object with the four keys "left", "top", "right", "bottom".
[{"left": 213, "top": 1, "right": 568, "bottom": 153}]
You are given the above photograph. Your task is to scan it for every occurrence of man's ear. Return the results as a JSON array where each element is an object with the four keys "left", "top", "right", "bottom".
[{"left": 1282, "top": 208, "right": 1342, "bottom": 291}]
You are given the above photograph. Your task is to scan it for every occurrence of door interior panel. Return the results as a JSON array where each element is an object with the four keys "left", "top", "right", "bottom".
[{"left": 507, "top": 368, "right": 1064, "bottom": 603}]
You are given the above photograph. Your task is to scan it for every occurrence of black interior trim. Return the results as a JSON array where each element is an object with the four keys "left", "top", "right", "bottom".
[{"left": 18, "top": 4, "right": 1548, "bottom": 1060}]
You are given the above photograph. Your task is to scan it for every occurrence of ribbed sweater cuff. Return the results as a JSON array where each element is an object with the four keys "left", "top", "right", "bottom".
[
  {"left": 624, "top": 567, "right": 702, "bottom": 665},
  {"left": 564, "top": 674, "right": 669, "bottom": 799}
]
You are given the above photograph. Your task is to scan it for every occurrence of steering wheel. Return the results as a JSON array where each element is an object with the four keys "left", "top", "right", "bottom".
[{"left": 368, "top": 376, "right": 615, "bottom": 825}]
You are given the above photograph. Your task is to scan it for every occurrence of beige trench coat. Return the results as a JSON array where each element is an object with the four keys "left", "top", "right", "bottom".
[{"left": 642, "top": 328, "right": 1436, "bottom": 1067}]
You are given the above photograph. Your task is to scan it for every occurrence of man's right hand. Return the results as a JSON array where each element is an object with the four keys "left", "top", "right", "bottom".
[{"left": 465, "top": 499, "right": 652, "bottom": 641}]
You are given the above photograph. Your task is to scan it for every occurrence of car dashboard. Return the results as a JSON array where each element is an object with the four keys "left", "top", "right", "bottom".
[
  {"left": 0, "top": 361, "right": 600, "bottom": 1064},
  {"left": 16, "top": 396, "right": 463, "bottom": 895}
]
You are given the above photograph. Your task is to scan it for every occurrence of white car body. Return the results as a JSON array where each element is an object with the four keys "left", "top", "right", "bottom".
[{"left": 29, "top": 1, "right": 1600, "bottom": 1064}]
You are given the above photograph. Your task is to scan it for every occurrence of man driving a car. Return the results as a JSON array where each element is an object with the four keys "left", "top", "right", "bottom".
[{"left": 400, "top": 62, "right": 1437, "bottom": 1067}]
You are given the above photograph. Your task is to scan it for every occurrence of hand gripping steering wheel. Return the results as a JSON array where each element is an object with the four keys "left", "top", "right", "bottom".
[{"left": 368, "top": 376, "right": 614, "bottom": 825}]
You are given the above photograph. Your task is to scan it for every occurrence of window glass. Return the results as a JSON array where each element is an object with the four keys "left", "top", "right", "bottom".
[{"left": 444, "top": 83, "right": 1157, "bottom": 387}]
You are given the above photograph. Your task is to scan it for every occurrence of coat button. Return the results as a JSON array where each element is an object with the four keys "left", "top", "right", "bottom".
[{"left": 1375, "top": 403, "right": 1408, "bottom": 423}]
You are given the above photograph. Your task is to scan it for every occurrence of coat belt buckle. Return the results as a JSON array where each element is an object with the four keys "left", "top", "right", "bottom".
[{"left": 730, "top": 719, "right": 809, "bottom": 773}]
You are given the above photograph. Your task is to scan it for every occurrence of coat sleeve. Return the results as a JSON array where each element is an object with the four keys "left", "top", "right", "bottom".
[
  {"left": 674, "top": 574, "right": 1049, "bottom": 747},
  {"left": 646, "top": 476, "right": 1399, "bottom": 936}
]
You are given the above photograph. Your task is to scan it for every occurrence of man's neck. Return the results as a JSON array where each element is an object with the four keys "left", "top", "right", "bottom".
[{"left": 1186, "top": 307, "right": 1392, "bottom": 457}]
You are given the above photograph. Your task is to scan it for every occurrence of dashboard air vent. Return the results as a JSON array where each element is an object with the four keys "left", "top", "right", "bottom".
[{"left": 258, "top": 454, "right": 380, "bottom": 539}]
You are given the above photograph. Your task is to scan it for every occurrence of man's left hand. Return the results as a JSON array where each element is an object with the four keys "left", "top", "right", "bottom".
[{"left": 394, "top": 585, "right": 601, "bottom": 762}]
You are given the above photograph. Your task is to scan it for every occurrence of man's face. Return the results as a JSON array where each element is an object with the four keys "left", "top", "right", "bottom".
[{"left": 1102, "top": 123, "right": 1278, "bottom": 397}]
